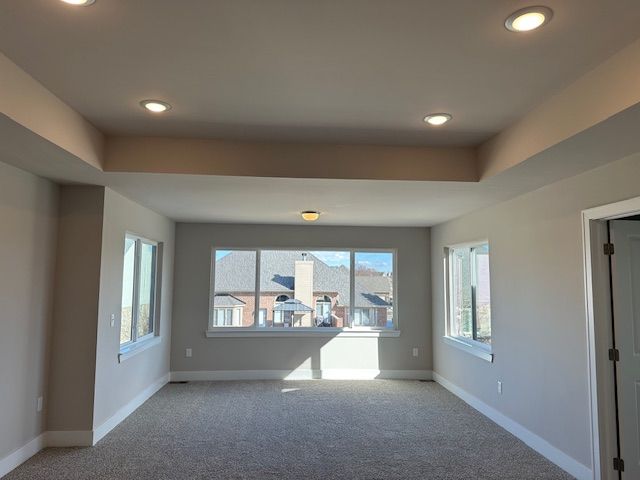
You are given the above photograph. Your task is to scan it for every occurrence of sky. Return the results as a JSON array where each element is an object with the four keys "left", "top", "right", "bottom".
[{"left": 215, "top": 249, "right": 393, "bottom": 274}]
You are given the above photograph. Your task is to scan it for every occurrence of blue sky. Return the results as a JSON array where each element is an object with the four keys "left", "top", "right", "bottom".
[{"left": 215, "top": 249, "right": 392, "bottom": 274}]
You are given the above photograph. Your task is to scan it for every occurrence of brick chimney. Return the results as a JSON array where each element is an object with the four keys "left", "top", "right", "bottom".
[{"left": 294, "top": 255, "right": 314, "bottom": 327}]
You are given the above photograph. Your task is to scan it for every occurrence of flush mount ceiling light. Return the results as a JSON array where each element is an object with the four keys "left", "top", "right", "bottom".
[
  {"left": 505, "top": 6, "right": 553, "bottom": 32},
  {"left": 60, "top": 0, "right": 96, "bottom": 5},
  {"left": 301, "top": 211, "right": 320, "bottom": 222},
  {"left": 140, "top": 100, "right": 172, "bottom": 113},
  {"left": 423, "top": 113, "right": 452, "bottom": 126}
]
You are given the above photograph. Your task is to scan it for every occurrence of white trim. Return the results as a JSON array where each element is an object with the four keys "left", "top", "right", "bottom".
[
  {"left": 581, "top": 195, "right": 640, "bottom": 480},
  {"left": 0, "top": 434, "right": 46, "bottom": 478},
  {"left": 433, "top": 372, "right": 592, "bottom": 480},
  {"left": 92, "top": 373, "right": 169, "bottom": 444},
  {"left": 170, "top": 369, "right": 431, "bottom": 382},
  {"left": 118, "top": 336, "right": 161, "bottom": 363},
  {"left": 205, "top": 328, "right": 400, "bottom": 338},
  {"left": 442, "top": 336, "right": 493, "bottom": 362},
  {"left": 45, "top": 430, "right": 93, "bottom": 447}
]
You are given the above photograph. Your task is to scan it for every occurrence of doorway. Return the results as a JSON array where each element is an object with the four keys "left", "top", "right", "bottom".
[{"left": 583, "top": 198, "right": 640, "bottom": 480}]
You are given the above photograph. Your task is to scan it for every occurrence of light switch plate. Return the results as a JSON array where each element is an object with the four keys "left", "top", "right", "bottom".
[{"left": 186, "top": 348, "right": 192, "bottom": 358}]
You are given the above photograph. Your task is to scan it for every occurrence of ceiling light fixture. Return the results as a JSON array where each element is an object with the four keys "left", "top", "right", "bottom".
[
  {"left": 140, "top": 100, "right": 171, "bottom": 113},
  {"left": 301, "top": 211, "right": 320, "bottom": 222},
  {"left": 60, "top": 0, "right": 96, "bottom": 5},
  {"left": 423, "top": 113, "right": 452, "bottom": 126},
  {"left": 505, "top": 6, "right": 553, "bottom": 32}
]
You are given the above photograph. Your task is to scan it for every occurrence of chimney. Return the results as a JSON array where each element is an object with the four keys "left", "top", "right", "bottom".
[{"left": 294, "top": 255, "right": 314, "bottom": 327}]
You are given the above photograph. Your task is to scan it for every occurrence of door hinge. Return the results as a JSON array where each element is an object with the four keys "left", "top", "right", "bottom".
[
  {"left": 604, "top": 243, "right": 615, "bottom": 255},
  {"left": 608, "top": 348, "right": 620, "bottom": 362},
  {"left": 613, "top": 457, "right": 625, "bottom": 472}
]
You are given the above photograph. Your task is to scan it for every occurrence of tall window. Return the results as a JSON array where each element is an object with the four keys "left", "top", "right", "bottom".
[
  {"left": 209, "top": 248, "right": 396, "bottom": 331},
  {"left": 210, "top": 249, "right": 256, "bottom": 329},
  {"left": 121, "top": 235, "right": 159, "bottom": 346},
  {"left": 447, "top": 242, "right": 491, "bottom": 346}
]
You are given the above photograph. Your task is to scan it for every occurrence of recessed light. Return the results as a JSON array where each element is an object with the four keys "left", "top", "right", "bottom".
[
  {"left": 140, "top": 100, "right": 171, "bottom": 113},
  {"left": 505, "top": 6, "right": 553, "bottom": 32},
  {"left": 60, "top": 0, "right": 96, "bottom": 5},
  {"left": 423, "top": 113, "right": 452, "bottom": 126},
  {"left": 301, "top": 211, "right": 320, "bottom": 222}
]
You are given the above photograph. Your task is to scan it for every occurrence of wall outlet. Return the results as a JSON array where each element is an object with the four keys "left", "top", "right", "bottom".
[
  {"left": 186, "top": 348, "right": 192, "bottom": 358},
  {"left": 37, "top": 396, "right": 43, "bottom": 412},
  {"left": 110, "top": 314, "right": 116, "bottom": 327},
  {"left": 497, "top": 381, "right": 503, "bottom": 395},
  {"left": 412, "top": 347, "right": 419, "bottom": 357}
]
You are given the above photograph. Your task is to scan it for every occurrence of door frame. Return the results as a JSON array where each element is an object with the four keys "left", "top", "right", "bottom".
[{"left": 583, "top": 196, "right": 640, "bottom": 479}]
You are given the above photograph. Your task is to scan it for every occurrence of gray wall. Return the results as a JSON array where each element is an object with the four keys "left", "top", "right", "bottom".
[
  {"left": 431, "top": 152, "right": 640, "bottom": 469},
  {"left": 171, "top": 224, "right": 430, "bottom": 373},
  {"left": 0, "top": 162, "right": 58, "bottom": 458},
  {"left": 48, "top": 186, "right": 104, "bottom": 432},
  {"left": 93, "top": 189, "right": 175, "bottom": 428}
]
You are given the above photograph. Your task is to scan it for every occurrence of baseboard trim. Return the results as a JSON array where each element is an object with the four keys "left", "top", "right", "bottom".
[
  {"left": 0, "top": 434, "right": 46, "bottom": 478},
  {"left": 433, "top": 372, "right": 592, "bottom": 480},
  {"left": 92, "top": 373, "right": 170, "bottom": 445},
  {"left": 170, "top": 369, "right": 432, "bottom": 381}
]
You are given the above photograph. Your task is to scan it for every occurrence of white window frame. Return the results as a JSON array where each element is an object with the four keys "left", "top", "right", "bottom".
[
  {"left": 119, "top": 233, "right": 161, "bottom": 360},
  {"left": 207, "top": 247, "right": 399, "bottom": 337},
  {"left": 444, "top": 240, "right": 493, "bottom": 362}
]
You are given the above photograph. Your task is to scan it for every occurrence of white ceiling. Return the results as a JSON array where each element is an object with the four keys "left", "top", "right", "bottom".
[{"left": 1, "top": 0, "right": 640, "bottom": 146}]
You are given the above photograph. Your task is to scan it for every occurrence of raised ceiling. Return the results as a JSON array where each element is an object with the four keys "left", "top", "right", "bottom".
[{"left": 1, "top": 0, "right": 640, "bottom": 146}]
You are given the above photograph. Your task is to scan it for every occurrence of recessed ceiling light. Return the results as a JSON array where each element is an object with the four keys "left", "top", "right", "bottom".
[
  {"left": 423, "top": 113, "right": 452, "bottom": 126},
  {"left": 140, "top": 100, "right": 171, "bottom": 113},
  {"left": 301, "top": 211, "right": 320, "bottom": 222},
  {"left": 505, "top": 6, "right": 553, "bottom": 32},
  {"left": 60, "top": 0, "right": 96, "bottom": 5}
]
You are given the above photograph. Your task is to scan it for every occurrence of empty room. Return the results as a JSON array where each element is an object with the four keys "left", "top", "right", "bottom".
[{"left": 2, "top": 1, "right": 640, "bottom": 479}]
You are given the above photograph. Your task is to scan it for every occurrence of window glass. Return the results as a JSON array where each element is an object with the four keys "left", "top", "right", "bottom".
[
  {"left": 448, "top": 243, "right": 491, "bottom": 346},
  {"left": 212, "top": 250, "right": 256, "bottom": 328},
  {"left": 120, "top": 237, "right": 136, "bottom": 344},
  {"left": 137, "top": 242, "right": 157, "bottom": 338},
  {"left": 354, "top": 252, "right": 393, "bottom": 328}
]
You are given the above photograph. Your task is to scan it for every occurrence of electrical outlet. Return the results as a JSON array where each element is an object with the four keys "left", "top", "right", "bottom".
[
  {"left": 497, "top": 381, "right": 503, "bottom": 395},
  {"left": 37, "top": 396, "right": 43, "bottom": 412},
  {"left": 110, "top": 314, "right": 116, "bottom": 328},
  {"left": 412, "top": 347, "right": 419, "bottom": 357},
  {"left": 186, "top": 348, "right": 192, "bottom": 358}
]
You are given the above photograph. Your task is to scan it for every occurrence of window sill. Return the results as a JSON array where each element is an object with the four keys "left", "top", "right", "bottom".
[
  {"left": 119, "top": 336, "right": 161, "bottom": 363},
  {"left": 205, "top": 328, "right": 401, "bottom": 338},
  {"left": 442, "top": 336, "right": 493, "bottom": 363}
]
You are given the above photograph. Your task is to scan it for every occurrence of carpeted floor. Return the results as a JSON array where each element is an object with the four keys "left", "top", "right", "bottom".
[{"left": 5, "top": 380, "right": 573, "bottom": 479}]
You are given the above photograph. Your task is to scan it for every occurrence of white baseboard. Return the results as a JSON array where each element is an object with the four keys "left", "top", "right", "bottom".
[
  {"left": 170, "top": 369, "right": 432, "bottom": 382},
  {"left": 433, "top": 372, "right": 592, "bottom": 480},
  {"left": 92, "top": 373, "right": 169, "bottom": 445},
  {"left": 0, "top": 434, "right": 45, "bottom": 478},
  {"left": 0, "top": 374, "right": 170, "bottom": 478}
]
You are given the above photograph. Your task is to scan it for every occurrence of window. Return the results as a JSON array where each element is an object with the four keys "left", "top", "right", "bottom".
[
  {"left": 446, "top": 242, "right": 491, "bottom": 349},
  {"left": 209, "top": 248, "right": 396, "bottom": 331},
  {"left": 210, "top": 249, "right": 256, "bottom": 329},
  {"left": 121, "top": 235, "right": 159, "bottom": 347}
]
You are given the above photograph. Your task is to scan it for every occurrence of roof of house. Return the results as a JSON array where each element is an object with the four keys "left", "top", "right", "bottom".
[
  {"left": 212, "top": 293, "right": 246, "bottom": 307},
  {"left": 214, "top": 250, "right": 389, "bottom": 308},
  {"left": 355, "top": 275, "right": 393, "bottom": 295}
]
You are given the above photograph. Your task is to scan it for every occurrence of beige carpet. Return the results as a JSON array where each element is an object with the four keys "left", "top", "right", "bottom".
[{"left": 6, "top": 380, "right": 574, "bottom": 479}]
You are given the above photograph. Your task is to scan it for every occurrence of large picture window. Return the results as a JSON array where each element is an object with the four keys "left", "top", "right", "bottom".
[
  {"left": 209, "top": 248, "right": 396, "bottom": 331},
  {"left": 121, "top": 235, "right": 159, "bottom": 347},
  {"left": 446, "top": 242, "right": 491, "bottom": 348}
]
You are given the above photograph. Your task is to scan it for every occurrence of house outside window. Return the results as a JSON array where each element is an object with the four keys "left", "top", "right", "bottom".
[{"left": 209, "top": 249, "right": 396, "bottom": 331}]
